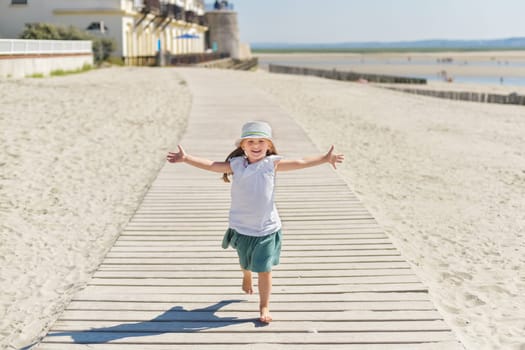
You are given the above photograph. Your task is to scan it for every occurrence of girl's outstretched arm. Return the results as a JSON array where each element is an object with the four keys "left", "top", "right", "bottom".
[
  {"left": 276, "top": 145, "right": 344, "bottom": 171},
  {"left": 167, "top": 145, "right": 232, "bottom": 173}
]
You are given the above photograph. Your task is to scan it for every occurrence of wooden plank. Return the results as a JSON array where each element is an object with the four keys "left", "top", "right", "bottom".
[
  {"left": 121, "top": 226, "right": 384, "bottom": 233},
  {"left": 111, "top": 246, "right": 397, "bottom": 252},
  {"left": 133, "top": 207, "right": 370, "bottom": 213},
  {"left": 71, "top": 292, "right": 434, "bottom": 303},
  {"left": 97, "top": 261, "right": 412, "bottom": 271},
  {"left": 109, "top": 244, "right": 398, "bottom": 250},
  {"left": 137, "top": 199, "right": 361, "bottom": 205},
  {"left": 120, "top": 230, "right": 387, "bottom": 237},
  {"left": 123, "top": 222, "right": 381, "bottom": 229},
  {"left": 72, "top": 284, "right": 429, "bottom": 294},
  {"left": 88, "top": 275, "right": 422, "bottom": 286},
  {"left": 104, "top": 250, "right": 400, "bottom": 258},
  {"left": 64, "top": 300, "right": 437, "bottom": 312},
  {"left": 98, "top": 262, "right": 413, "bottom": 271},
  {"left": 101, "top": 254, "right": 404, "bottom": 265},
  {"left": 123, "top": 225, "right": 381, "bottom": 232},
  {"left": 93, "top": 268, "right": 413, "bottom": 278},
  {"left": 117, "top": 233, "right": 389, "bottom": 240},
  {"left": 138, "top": 196, "right": 361, "bottom": 202},
  {"left": 128, "top": 214, "right": 375, "bottom": 222},
  {"left": 134, "top": 204, "right": 367, "bottom": 210},
  {"left": 58, "top": 309, "right": 444, "bottom": 322},
  {"left": 140, "top": 193, "right": 359, "bottom": 199},
  {"left": 51, "top": 319, "right": 450, "bottom": 332},
  {"left": 147, "top": 183, "right": 350, "bottom": 188},
  {"left": 145, "top": 186, "right": 351, "bottom": 191},
  {"left": 36, "top": 342, "right": 464, "bottom": 350},
  {"left": 131, "top": 210, "right": 372, "bottom": 216},
  {"left": 41, "top": 331, "right": 456, "bottom": 344},
  {"left": 113, "top": 238, "right": 393, "bottom": 245}
]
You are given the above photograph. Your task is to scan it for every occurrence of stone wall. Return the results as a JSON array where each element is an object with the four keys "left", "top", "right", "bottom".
[
  {"left": 0, "top": 53, "right": 93, "bottom": 78},
  {"left": 0, "top": 39, "right": 93, "bottom": 78}
]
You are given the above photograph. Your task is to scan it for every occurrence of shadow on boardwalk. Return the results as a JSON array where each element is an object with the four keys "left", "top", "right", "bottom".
[{"left": 45, "top": 300, "right": 263, "bottom": 344}]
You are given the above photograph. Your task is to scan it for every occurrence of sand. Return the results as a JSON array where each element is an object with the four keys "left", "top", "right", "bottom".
[
  {"left": 231, "top": 68, "right": 525, "bottom": 350},
  {"left": 1, "top": 61, "right": 524, "bottom": 350},
  {"left": 0, "top": 67, "right": 191, "bottom": 349}
]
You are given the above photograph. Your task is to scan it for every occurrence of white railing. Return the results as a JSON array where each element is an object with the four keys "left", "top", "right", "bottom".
[{"left": 0, "top": 39, "right": 92, "bottom": 56}]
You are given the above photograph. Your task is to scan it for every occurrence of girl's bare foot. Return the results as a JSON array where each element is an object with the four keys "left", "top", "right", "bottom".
[
  {"left": 260, "top": 306, "right": 272, "bottom": 323},
  {"left": 242, "top": 270, "right": 253, "bottom": 294},
  {"left": 258, "top": 271, "right": 272, "bottom": 323}
]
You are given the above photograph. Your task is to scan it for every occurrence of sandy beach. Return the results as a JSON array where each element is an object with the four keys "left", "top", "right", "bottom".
[
  {"left": 1, "top": 59, "right": 524, "bottom": 350},
  {"left": 0, "top": 67, "right": 191, "bottom": 349}
]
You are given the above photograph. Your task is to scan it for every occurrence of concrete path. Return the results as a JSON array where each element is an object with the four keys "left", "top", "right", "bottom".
[{"left": 35, "top": 68, "right": 463, "bottom": 349}]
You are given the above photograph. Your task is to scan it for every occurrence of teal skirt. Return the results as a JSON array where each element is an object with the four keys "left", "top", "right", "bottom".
[{"left": 222, "top": 228, "right": 282, "bottom": 273}]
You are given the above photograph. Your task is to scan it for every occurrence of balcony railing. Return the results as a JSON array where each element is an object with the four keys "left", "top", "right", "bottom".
[
  {"left": 198, "top": 15, "right": 207, "bottom": 26},
  {"left": 159, "top": 3, "right": 184, "bottom": 20},
  {"left": 135, "top": 1, "right": 204, "bottom": 23},
  {"left": 185, "top": 10, "right": 197, "bottom": 23},
  {"left": 141, "top": 0, "right": 160, "bottom": 16},
  {"left": 171, "top": 4, "right": 184, "bottom": 21}
]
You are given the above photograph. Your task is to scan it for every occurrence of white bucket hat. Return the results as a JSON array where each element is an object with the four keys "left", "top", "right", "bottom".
[{"left": 235, "top": 121, "right": 273, "bottom": 146}]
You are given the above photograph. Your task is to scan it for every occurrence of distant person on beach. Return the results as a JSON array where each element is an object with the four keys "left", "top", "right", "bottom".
[
  {"left": 167, "top": 121, "right": 344, "bottom": 323},
  {"left": 214, "top": 0, "right": 221, "bottom": 9}
]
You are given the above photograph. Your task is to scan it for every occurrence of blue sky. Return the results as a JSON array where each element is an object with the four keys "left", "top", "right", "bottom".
[{"left": 232, "top": 0, "right": 525, "bottom": 44}]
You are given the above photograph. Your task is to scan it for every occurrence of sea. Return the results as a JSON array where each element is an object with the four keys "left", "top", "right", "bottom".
[{"left": 257, "top": 54, "right": 525, "bottom": 87}]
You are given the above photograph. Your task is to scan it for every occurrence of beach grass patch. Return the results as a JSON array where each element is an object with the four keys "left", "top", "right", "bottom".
[
  {"left": 106, "top": 56, "right": 124, "bottom": 66},
  {"left": 50, "top": 69, "right": 67, "bottom": 76},
  {"left": 27, "top": 73, "right": 45, "bottom": 78},
  {"left": 50, "top": 64, "right": 93, "bottom": 77}
]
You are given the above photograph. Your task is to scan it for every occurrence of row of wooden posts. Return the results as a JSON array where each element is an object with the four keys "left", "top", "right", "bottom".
[
  {"left": 384, "top": 87, "right": 525, "bottom": 106},
  {"left": 268, "top": 64, "right": 525, "bottom": 106},
  {"left": 268, "top": 64, "right": 427, "bottom": 84}
]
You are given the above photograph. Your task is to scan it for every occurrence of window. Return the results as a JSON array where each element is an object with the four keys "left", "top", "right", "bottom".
[
  {"left": 86, "top": 21, "right": 108, "bottom": 33},
  {"left": 11, "top": 0, "right": 28, "bottom": 4}
]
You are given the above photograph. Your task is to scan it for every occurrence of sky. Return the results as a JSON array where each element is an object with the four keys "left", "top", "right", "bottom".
[{"left": 232, "top": 0, "right": 525, "bottom": 44}]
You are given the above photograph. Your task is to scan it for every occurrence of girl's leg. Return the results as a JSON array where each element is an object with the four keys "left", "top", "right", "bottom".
[
  {"left": 242, "top": 269, "right": 253, "bottom": 294},
  {"left": 258, "top": 271, "right": 272, "bottom": 323}
]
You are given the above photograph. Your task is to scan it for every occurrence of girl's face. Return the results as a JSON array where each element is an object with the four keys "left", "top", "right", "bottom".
[{"left": 241, "top": 138, "right": 273, "bottom": 163}]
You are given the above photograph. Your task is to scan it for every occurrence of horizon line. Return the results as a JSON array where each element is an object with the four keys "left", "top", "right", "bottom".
[{"left": 249, "top": 36, "right": 525, "bottom": 46}]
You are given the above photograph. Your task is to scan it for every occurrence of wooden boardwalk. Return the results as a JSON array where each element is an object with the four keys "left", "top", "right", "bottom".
[{"left": 35, "top": 69, "right": 463, "bottom": 349}]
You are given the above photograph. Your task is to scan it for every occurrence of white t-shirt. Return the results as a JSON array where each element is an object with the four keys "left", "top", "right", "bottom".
[{"left": 228, "top": 155, "right": 283, "bottom": 236}]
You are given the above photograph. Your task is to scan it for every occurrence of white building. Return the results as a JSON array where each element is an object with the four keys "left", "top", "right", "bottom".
[{"left": 0, "top": 0, "right": 208, "bottom": 62}]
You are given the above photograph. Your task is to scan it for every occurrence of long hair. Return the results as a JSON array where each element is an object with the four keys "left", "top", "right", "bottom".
[{"left": 222, "top": 140, "right": 278, "bottom": 183}]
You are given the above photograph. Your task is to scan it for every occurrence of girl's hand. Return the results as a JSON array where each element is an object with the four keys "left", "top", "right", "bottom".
[
  {"left": 326, "top": 145, "right": 345, "bottom": 169},
  {"left": 167, "top": 145, "right": 186, "bottom": 163}
]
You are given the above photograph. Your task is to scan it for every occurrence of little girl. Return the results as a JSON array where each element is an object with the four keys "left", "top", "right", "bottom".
[{"left": 167, "top": 121, "right": 344, "bottom": 323}]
